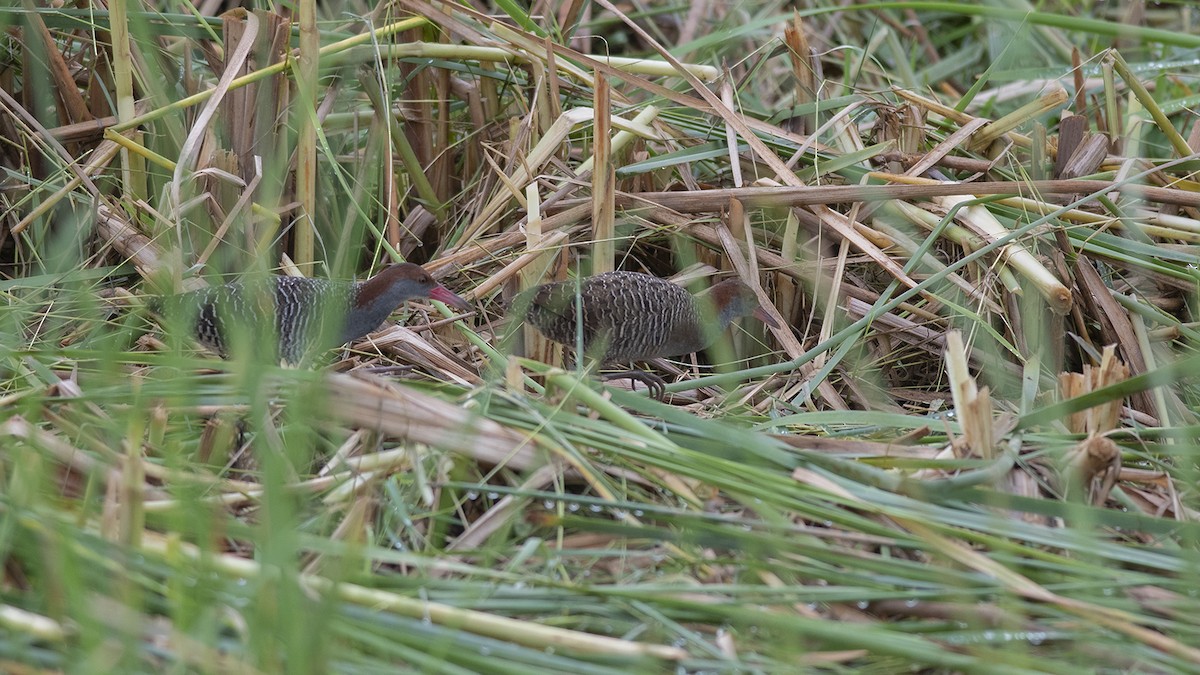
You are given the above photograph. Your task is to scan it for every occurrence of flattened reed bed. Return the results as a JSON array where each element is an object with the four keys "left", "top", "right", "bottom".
[{"left": 4, "top": 2, "right": 1200, "bottom": 672}]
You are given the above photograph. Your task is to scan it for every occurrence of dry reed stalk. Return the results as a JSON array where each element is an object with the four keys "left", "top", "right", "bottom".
[
  {"left": 94, "top": 204, "right": 168, "bottom": 281},
  {"left": 783, "top": 14, "right": 817, "bottom": 136},
  {"left": 871, "top": 205, "right": 1005, "bottom": 314},
  {"left": 815, "top": 237, "right": 849, "bottom": 374},
  {"left": 937, "top": 191, "right": 1073, "bottom": 314},
  {"left": 996, "top": 195, "right": 1200, "bottom": 241},
  {"left": 970, "top": 87, "right": 1069, "bottom": 151},
  {"left": 720, "top": 73, "right": 744, "bottom": 188},
  {"left": 873, "top": 174, "right": 1074, "bottom": 315},
  {"left": 577, "top": 105, "right": 662, "bottom": 175},
  {"left": 323, "top": 372, "right": 544, "bottom": 471},
  {"left": 518, "top": 183, "right": 563, "bottom": 374},
  {"left": 456, "top": 107, "right": 595, "bottom": 246},
  {"left": 466, "top": 230, "right": 572, "bottom": 301},
  {"left": 775, "top": 208, "right": 801, "bottom": 327},
  {"left": 1072, "top": 253, "right": 1155, "bottom": 417},
  {"left": 167, "top": 11, "right": 257, "bottom": 221},
  {"left": 353, "top": 325, "right": 479, "bottom": 385},
  {"left": 96, "top": 0, "right": 147, "bottom": 199},
  {"left": 429, "top": 45, "right": 453, "bottom": 213},
  {"left": 555, "top": 179, "right": 1200, "bottom": 211},
  {"left": 944, "top": 331, "right": 995, "bottom": 459},
  {"left": 1060, "top": 345, "right": 1128, "bottom": 435},
  {"left": 590, "top": 75, "right": 615, "bottom": 274},
  {"left": 895, "top": 87, "right": 1034, "bottom": 148},
  {"left": 1, "top": 416, "right": 110, "bottom": 482},
  {"left": 294, "top": 0, "right": 319, "bottom": 267}
]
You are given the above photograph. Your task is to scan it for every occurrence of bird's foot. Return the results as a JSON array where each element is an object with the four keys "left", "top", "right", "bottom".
[{"left": 600, "top": 370, "right": 667, "bottom": 400}]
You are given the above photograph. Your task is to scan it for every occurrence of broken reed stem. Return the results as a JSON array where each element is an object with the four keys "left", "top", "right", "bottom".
[{"left": 945, "top": 331, "right": 994, "bottom": 459}]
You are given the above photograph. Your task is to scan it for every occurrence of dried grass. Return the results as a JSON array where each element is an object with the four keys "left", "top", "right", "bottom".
[{"left": 3, "top": 1, "right": 1200, "bottom": 671}]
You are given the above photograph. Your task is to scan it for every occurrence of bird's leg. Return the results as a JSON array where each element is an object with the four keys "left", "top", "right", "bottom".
[{"left": 600, "top": 369, "right": 667, "bottom": 400}]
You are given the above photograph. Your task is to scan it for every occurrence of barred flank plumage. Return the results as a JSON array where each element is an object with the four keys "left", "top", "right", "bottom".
[
  {"left": 524, "top": 271, "right": 769, "bottom": 363},
  {"left": 189, "top": 277, "right": 352, "bottom": 364},
  {"left": 163, "top": 263, "right": 469, "bottom": 365}
]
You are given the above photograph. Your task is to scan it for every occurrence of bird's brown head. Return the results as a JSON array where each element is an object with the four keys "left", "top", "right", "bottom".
[
  {"left": 355, "top": 262, "right": 471, "bottom": 311},
  {"left": 705, "top": 278, "right": 781, "bottom": 329}
]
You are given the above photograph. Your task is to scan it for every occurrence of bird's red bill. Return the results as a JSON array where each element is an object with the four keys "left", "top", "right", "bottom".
[
  {"left": 753, "top": 307, "right": 781, "bottom": 329},
  {"left": 429, "top": 285, "right": 472, "bottom": 310}
]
